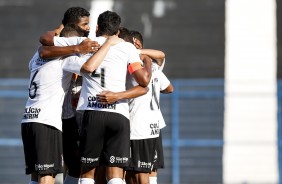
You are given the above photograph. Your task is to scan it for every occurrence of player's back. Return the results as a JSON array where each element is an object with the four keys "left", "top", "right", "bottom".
[
  {"left": 77, "top": 37, "right": 141, "bottom": 118},
  {"left": 22, "top": 51, "right": 73, "bottom": 131},
  {"left": 127, "top": 62, "right": 164, "bottom": 139},
  {"left": 96, "top": 37, "right": 139, "bottom": 89}
]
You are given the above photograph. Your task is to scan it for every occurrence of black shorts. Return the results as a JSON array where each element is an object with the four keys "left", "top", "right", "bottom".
[
  {"left": 75, "top": 111, "right": 84, "bottom": 132},
  {"left": 21, "top": 122, "right": 64, "bottom": 175},
  {"left": 62, "top": 116, "right": 80, "bottom": 170},
  {"left": 62, "top": 116, "right": 79, "bottom": 151},
  {"left": 79, "top": 111, "right": 130, "bottom": 169},
  {"left": 153, "top": 131, "right": 164, "bottom": 169},
  {"left": 126, "top": 138, "right": 158, "bottom": 173}
]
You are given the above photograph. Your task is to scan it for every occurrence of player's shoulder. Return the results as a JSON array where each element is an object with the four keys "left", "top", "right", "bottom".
[{"left": 118, "top": 41, "right": 136, "bottom": 49}]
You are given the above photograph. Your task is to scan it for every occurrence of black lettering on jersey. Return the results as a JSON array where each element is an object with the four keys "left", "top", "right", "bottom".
[
  {"left": 151, "top": 129, "right": 160, "bottom": 135},
  {"left": 23, "top": 113, "right": 39, "bottom": 119},
  {"left": 150, "top": 122, "right": 160, "bottom": 135},
  {"left": 90, "top": 68, "right": 105, "bottom": 87},
  {"left": 101, "top": 68, "right": 105, "bottom": 87},
  {"left": 88, "top": 96, "right": 97, "bottom": 101},
  {"left": 25, "top": 107, "right": 41, "bottom": 114},
  {"left": 35, "top": 58, "right": 49, "bottom": 66},
  {"left": 23, "top": 107, "right": 41, "bottom": 119},
  {"left": 87, "top": 101, "right": 116, "bottom": 109},
  {"left": 29, "top": 70, "right": 39, "bottom": 99},
  {"left": 91, "top": 70, "right": 101, "bottom": 78}
]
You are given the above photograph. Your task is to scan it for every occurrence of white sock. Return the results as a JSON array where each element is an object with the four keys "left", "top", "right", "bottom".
[
  {"left": 79, "top": 178, "right": 95, "bottom": 184},
  {"left": 149, "top": 176, "right": 157, "bottom": 184},
  {"left": 107, "top": 178, "right": 123, "bottom": 184},
  {"left": 64, "top": 175, "right": 79, "bottom": 184},
  {"left": 29, "top": 181, "right": 38, "bottom": 184}
]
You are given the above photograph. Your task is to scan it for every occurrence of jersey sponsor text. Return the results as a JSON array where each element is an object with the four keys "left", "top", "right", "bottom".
[
  {"left": 23, "top": 107, "right": 41, "bottom": 119},
  {"left": 87, "top": 96, "right": 116, "bottom": 109},
  {"left": 150, "top": 122, "right": 160, "bottom": 135}
]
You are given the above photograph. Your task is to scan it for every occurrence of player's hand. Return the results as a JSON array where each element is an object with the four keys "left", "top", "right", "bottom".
[
  {"left": 54, "top": 24, "right": 64, "bottom": 36},
  {"left": 78, "top": 38, "right": 100, "bottom": 54},
  {"left": 97, "top": 91, "right": 120, "bottom": 104},
  {"left": 133, "top": 37, "right": 142, "bottom": 49},
  {"left": 107, "top": 35, "right": 124, "bottom": 45}
]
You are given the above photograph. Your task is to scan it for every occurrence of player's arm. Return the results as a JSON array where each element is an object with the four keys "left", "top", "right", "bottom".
[
  {"left": 159, "top": 71, "right": 174, "bottom": 94},
  {"left": 97, "top": 86, "right": 148, "bottom": 104},
  {"left": 140, "top": 49, "right": 165, "bottom": 66},
  {"left": 80, "top": 35, "right": 123, "bottom": 73},
  {"left": 129, "top": 55, "right": 152, "bottom": 87},
  {"left": 39, "top": 24, "right": 100, "bottom": 59},
  {"left": 38, "top": 39, "right": 98, "bottom": 59},
  {"left": 39, "top": 24, "right": 64, "bottom": 46},
  {"left": 161, "top": 83, "right": 174, "bottom": 94}
]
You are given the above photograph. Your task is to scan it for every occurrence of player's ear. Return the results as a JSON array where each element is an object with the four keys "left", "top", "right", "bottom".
[{"left": 96, "top": 25, "right": 98, "bottom": 32}]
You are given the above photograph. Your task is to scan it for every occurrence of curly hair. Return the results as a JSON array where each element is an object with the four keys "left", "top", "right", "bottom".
[
  {"left": 60, "top": 24, "right": 85, "bottom": 37},
  {"left": 62, "top": 7, "right": 90, "bottom": 26}
]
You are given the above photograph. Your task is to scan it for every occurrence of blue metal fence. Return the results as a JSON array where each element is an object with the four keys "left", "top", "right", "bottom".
[
  {"left": 160, "top": 79, "right": 224, "bottom": 184},
  {"left": 1, "top": 79, "right": 282, "bottom": 184}
]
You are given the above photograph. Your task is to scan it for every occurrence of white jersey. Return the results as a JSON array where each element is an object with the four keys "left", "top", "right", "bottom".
[
  {"left": 55, "top": 36, "right": 88, "bottom": 120},
  {"left": 128, "top": 62, "right": 170, "bottom": 140},
  {"left": 21, "top": 48, "right": 85, "bottom": 131},
  {"left": 51, "top": 36, "right": 142, "bottom": 119},
  {"left": 76, "top": 36, "right": 142, "bottom": 119}
]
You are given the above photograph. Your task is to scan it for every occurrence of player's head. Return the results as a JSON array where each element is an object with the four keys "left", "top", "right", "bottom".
[
  {"left": 62, "top": 7, "right": 90, "bottom": 37},
  {"left": 96, "top": 11, "right": 121, "bottom": 37},
  {"left": 60, "top": 24, "right": 85, "bottom": 37},
  {"left": 130, "top": 30, "right": 143, "bottom": 49},
  {"left": 118, "top": 27, "right": 133, "bottom": 43}
]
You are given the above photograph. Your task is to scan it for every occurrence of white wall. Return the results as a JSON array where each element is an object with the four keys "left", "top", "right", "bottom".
[
  {"left": 88, "top": 0, "right": 114, "bottom": 39},
  {"left": 224, "top": 0, "right": 278, "bottom": 183}
]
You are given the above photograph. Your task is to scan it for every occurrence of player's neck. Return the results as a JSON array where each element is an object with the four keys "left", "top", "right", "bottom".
[{"left": 101, "top": 35, "right": 110, "bottom": 39}]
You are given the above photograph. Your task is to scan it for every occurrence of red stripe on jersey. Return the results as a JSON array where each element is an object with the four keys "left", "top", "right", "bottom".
[{"left": 128, "top": 62, "right": 143, "bottom": 74}]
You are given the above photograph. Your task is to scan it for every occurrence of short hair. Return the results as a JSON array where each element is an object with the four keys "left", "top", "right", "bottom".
[
  {"left": 60, "top": 24, "right": 84, "bottom": 37},
  {"left": 62, "top": 7, "right": 90, "bottom": 26},
  {"left": 130, "top": 30, "right": 143, "bottom": 46},
  {"left": 97, "top": 11, "right": 121, "bottom": 36},
  {"left": 118, "top": 27, "right": 133, "bottom": 44}
]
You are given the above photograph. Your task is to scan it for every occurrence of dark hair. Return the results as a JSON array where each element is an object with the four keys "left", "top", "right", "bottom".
[
  {"left": 118, "top": 27, "right": 133, "bottom": 43},
  {"left": 97, "top": 11, "right": 121, "bottom": 36},
  {"left": 62, "top": 7, "right": 90, "bottom": 26},
  {"left": 130, "top": 30, "right": 143, "bottom": 45},
  {"left": 60, "top": 24, "right": 85, "bottom": 37}
]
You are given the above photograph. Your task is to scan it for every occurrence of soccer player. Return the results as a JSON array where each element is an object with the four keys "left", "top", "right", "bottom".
[
  {"left": 42, "top": 12, "right": 151, "bottom": 184},
  {"left": 97, "top": 29, "right": 173, "bottom": 184},
  {"left": 131, "top": 30, "right": 174, "bottom": 184},
  {"left": 21, "top": 25, "right": 122, "bottom": 184},
  {"left": 61, "top": 73, "right": 81, "bottom": 184},
  {"left": 39, "top": 7, "right": 100, "bottom": 58},
  {"left": 76, "top": 11, "right": 152, "bottom": 184},
  {"left": 38, "top": 7, "right": 97, "bottom": 184}
]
